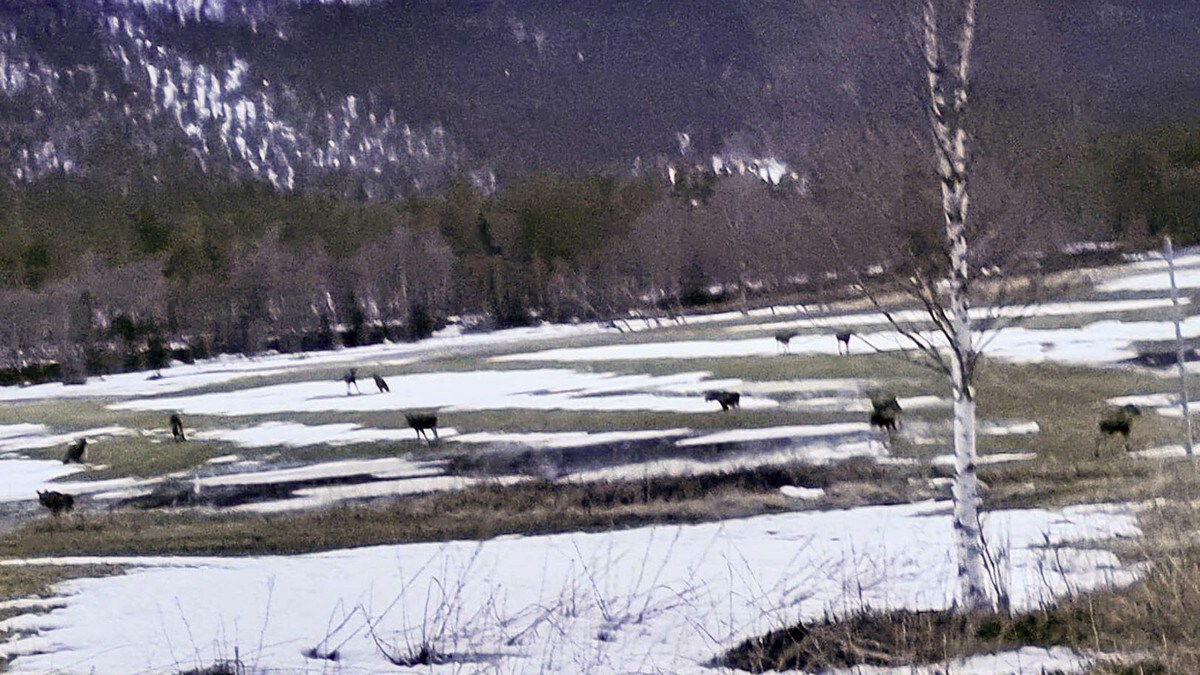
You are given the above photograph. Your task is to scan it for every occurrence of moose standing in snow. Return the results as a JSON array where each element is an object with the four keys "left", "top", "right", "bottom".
[
  {"left": 836, "top": 330, "right": 854, "bottom": 356},
  {"left": 774, "top": 330, "right": 799, "bottom": 354},
  {"left": 704, "top": 390, "right": 741, "bottom": 411},
  {"left": 343, "top": 368, "right": 362, "bottom": 395},
  {"left": 373, "top": 374, "right": 390, "bottom": 393}
]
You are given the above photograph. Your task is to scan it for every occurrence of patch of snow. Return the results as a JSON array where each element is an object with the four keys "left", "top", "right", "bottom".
[
  {"left": 0, "top": 320, "right": 616, "bottom": 405},
  {"left": 192, "top": 422, "right": 454, "bottom": 448},
  {"left": 0, "top": 426, "right": 133, "bottom": 453},
  {"left": 450, "top": 428, "right": 691, "bottom": 449},
  {"left": 0, "top": 424, "right": 48, "bottom": 441},
  {"left": 730, "top": 298, "right": 1188, "bottom": 335},
  {"left": 197, "top": 457, "right": 440, "bottom": 488},
  {"left": 737, "top": 378, "right": 870, "bottom": 395},
  {"left": 932, "top": 453, "right": 1038, "bottom": 467},
  {"left": 981, "top": 421, "right": 1041, "bottom": 436},
  {"left": 500, "top": 315, "right": 1200, "bottom": 368},
  {"left": 0, "top": 501, "right": 1140, "bottom": 674},
  {"left": 780, "top": 485, "right": 825, "bottom": 499},
  {"left": 840, "top": 645, "right": 1092, "bottom": 675},
  {"left": 0, "top": 598, "right": 63, "bottom": 614},
  {"left": 1099, "top": 259, "right": 1200, "bottom": 292},
  {"left": 1129, "top": 445, "right": 1190, "bottom": 459},
  {"left": 230, "top": 476, "right": 527, "bottom": 513},
  {"left": 0, "top": 460, "right": 84, "bottom": 502},
  {"left": 112, "top": 369, "right": 778, "bottom": 416},
  {"left": 565, "top": 441, "right": 889, "bottom": 482},
  {"left": 677, "top": 422, "right": 869, "bottom": 446},
  {"left": 0, "top": 365, "right": 294, "bottom": 402}
]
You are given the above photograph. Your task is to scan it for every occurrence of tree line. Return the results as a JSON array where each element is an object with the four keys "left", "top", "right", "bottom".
[{"left": 0, "top": 118, "right": 1196, "bottom": 379}]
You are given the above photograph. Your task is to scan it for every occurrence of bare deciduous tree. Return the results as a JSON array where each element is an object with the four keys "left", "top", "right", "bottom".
[
  {"left": 856, "top": 0, "right": 1004, "bottom": 613},
  {"left": 920, "top": 0, "right": 1000, "bottom": 612}
]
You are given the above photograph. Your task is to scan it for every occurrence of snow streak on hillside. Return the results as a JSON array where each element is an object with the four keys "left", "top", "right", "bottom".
[{"left": 0, "top": 0, "right": 456, "bottom": 197}]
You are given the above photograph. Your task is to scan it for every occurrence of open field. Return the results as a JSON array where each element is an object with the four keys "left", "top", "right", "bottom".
[{"left": 3, "top": 251, "right": 1200, "bottom": 672}]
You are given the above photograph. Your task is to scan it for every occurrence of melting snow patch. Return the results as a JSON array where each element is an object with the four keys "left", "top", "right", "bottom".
[
  {"left": 780, "top": 485, "right": 825, "bottom": 499},
  {"left": 677, "top": 422, "right": 869, "bottom": 446},
  {"left": 1108, "top": 393, "right": 1191, "bottom": 417},
  {"left": 1129, "top": 445, "right": 1190, "bottom": 459},
  {"left": 450, "top": 428, "right": 691, "bottom": 448},
  {"left": 197, "top": 457, "right": 440, "bottom": 487},
  {"left": 563, "top": 442, "right": 887, "bottom": 482},
  {"left": 837, "top": 645, "right": 1091, "bottom": 675},
  {"left": 1100, "top": 263, "right": 1200, "bottom": 292},
  {"left": 497, "top": 315, "right": 1200, "bottom": 368},
  {"left": 111, "top": 369, "right": 778, "bottom": 416},
  {"left": 0, "top": 424, "right": 48, "bottom": 441},
  {"left": 736, "top": 298, "right": 1187, "bottom": 335},
  {"left": 981, "top": 421, "right": 1041, "bottom": 436},
  {"left": 0, "top": 501, "right": 1140, "bottom": 674},
  {"left": 0, "top": 460, "right": 85, "bottom": 502},
  {"left": 192, "top": 422, "right": 454, "bottom": 448},
  {"left": 0, "top": 426, "right": 133, "bottom": 453},
  {"left": 933, "top": 453, "right": 1037, "bottom": 467},
  {"left": 233, "top": 475, "right": 528, "bottom": 513}
]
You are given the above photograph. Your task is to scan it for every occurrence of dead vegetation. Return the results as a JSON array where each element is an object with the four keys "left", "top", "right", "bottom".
[{"left": 0, "top": 460, "right": 936, "bottom": 558}]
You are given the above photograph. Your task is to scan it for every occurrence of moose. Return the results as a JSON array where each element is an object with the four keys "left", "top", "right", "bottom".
[
  {"left": 869, "top": 393, "right": 902, "bottom": 432},
  {"left": 704, "top": 390, "right": 741, "bottom": 412},
  {"left": 343, "top": 368, "right": 361, "bottom": 395},
  {"left": 37, "top": 490, "right": 75, "bottom": 516},
  {"left": 373, "top": 374, "right": 390, "bottom": 393},
  {"left": 836, "top": 330, "right": 854, "bottom": 356},
  {"left": 169, "top": 413, "right": 187, "bottom": 442},
  {"left": 405, "top": 412, "right": 439, "bottom": 442},
  {"left": 774, "top": 330, "right": 799, "bottom": 354},
  {"left": 1097, "top": 404, "right": 1141, "bottom": 454},
  {"left": 62, "top": 437, "right": 87, "bottom": 464}
]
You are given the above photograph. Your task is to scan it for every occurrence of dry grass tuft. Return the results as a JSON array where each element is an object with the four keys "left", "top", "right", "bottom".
[{"left": 717, "top": 606, "right": 1098, "bottom": 672}]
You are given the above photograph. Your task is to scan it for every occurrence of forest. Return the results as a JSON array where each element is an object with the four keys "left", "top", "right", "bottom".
[{"left": 0, "top": 118, "right": 1198, "bottom": 380}]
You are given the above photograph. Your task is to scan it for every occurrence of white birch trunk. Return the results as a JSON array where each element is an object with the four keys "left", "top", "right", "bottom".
[
  {"left": 947, "top": 237, "right": 991, "bottom": 611},
  {"left": 1166, "top": 235, "right": 1194, "bottom": 455},
  {"left": 925, "top": 0, "right": 995, "bottom": 611}
]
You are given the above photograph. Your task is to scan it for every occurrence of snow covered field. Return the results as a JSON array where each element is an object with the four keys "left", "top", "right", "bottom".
[
  {"left": 0, "top": 250, "right": 1195, "bottom": 672},
  {"left": 0, "top": 501, "right": 1140, "bottom": 674}
]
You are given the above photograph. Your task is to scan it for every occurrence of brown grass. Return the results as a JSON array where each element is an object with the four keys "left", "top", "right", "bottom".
[
  {"left": 718, "top": 606, "right": 1099, "bottom": 672},
  {"left": 0, "top": 564, "right": 124, "bottom": 601},
  {"left": 0, "top": 460, "right": 930, "bottom": 558}
]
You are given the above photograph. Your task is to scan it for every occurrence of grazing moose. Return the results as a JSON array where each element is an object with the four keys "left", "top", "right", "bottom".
[
  {"left": 869, "top": 393, "right": 902, "bottom": 432},
  {"left": 62, "top": 438, "right": 87, "bottom": 464},
  {"left": 774, "top": 330, "right": 799, "bottom": 354},
  {"left": 37, "top": 490, "right": 75, "bottom": 516},
  {"left": 343, "top": 368, "right": 361, "bottom": 395},
  {"left": 704, "top": 390, "right": 741, "bottom": 411},
  {"left": 373, "top": 374, "right": 390, "bottom": 393},
  {"left": 836, "top": 331, "right": 854, "bottom": 356},
  {"left": 169, "top": 413, "right": 186, "bottom": 442},
  {"left": 1097, "top": 404, "right": 1141, "bottom": 454},
  {"left": 405, "top": 412, "right": 439, "bottom": 443}
]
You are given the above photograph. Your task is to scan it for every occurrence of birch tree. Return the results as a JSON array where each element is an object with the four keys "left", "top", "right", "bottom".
[{"left": 921, "top": 0, "right": 1000, "bottom": 611}]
